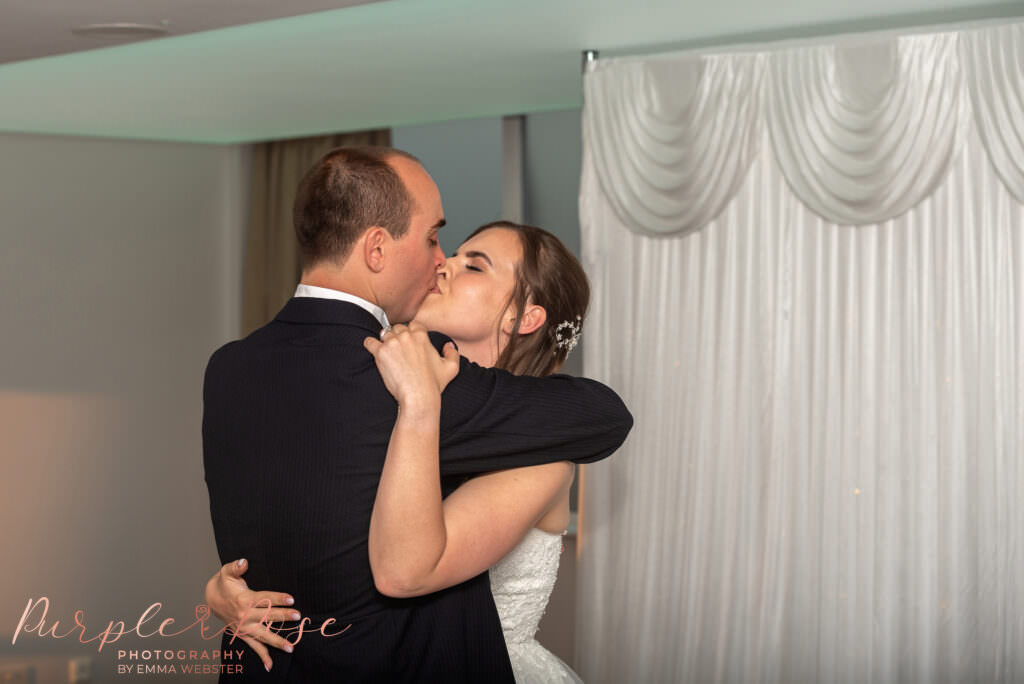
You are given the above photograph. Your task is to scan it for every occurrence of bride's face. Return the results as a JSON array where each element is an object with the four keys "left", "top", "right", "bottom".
[{"left": 413, "top": 227, "right": 522, "bottom": 366}]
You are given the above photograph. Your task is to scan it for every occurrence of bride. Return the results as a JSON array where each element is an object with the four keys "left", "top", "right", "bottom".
[{"left": 207, "top": 220, "right": 589, "bottom": 683}]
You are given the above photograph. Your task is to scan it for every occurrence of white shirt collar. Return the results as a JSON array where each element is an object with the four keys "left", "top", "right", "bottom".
[{"left": 293, "top": 284, "right": 390, "bottom": 329}]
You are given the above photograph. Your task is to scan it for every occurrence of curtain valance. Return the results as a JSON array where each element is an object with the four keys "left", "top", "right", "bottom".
[{"left": 583, "top": 22, "right": 1024, "bottom": 234}]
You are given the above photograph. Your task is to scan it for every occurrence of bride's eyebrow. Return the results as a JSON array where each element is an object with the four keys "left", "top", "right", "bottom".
[{"left": 462, "top": 250, "right": 492, "bottom": 266}]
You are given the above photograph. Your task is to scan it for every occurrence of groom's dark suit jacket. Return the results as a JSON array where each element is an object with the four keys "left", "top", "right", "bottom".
[{"left": 203, "top": 297, "right": 632, "bottom": 682}]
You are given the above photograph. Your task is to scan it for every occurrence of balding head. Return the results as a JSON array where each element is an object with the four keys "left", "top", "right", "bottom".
[{"left": 293, "top": 146, "right": 422, "bottom": 269}]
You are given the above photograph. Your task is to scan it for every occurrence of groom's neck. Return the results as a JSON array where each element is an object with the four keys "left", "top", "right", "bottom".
[{"left": 300, "top": 263, "right": 381, "bottom": 309}]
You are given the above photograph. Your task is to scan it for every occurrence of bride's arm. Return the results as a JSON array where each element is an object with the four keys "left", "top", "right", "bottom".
[
  {"left": 364, "top": 323, "right": 574, "bottom": 598},
  {"left": 373, "top": 459, "right": 573, "bottom": 598}
]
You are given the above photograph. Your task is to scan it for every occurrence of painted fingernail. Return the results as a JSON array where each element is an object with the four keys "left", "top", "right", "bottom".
[
  {"left": 290, "top": 612, "right": 301, "bottom": 621},
  {"left": 284, "top": 643, "right": 294, "bottom": 654},
  {"left": 285, "top": 596, "right": 294, "bottom": 606},
  {"left": 264, "top": 663, "right": 271, "bottom": 672},
  {"left": 236, "top": 559, "right": 246, "bottom": 568}
]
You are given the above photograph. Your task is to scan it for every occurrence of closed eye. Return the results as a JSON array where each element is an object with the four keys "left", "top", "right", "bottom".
[{"left": 466, "top": 264, "right": 483, "bottom": 272}]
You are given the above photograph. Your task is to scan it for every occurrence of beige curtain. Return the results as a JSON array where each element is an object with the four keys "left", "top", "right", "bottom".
[{"left": 242, "top": 129, "right": 391, "bottom": 335}]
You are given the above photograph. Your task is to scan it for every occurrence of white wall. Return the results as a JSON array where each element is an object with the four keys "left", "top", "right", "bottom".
[{"left": 0, "top": 133, "right": 249, "bottom": 682}]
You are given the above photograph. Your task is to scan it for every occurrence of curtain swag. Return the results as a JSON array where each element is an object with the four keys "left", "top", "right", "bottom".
[{"left": 583, "top": 22, "right": 1024, "bottom": 234}]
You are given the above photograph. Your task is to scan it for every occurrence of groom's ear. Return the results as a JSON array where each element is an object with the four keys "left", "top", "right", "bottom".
[
  {"left": 363, "top": 227, "right": 388, "bottom": 273},
  {"left": 514, "top": 304, "right": 547, "bottom": 336}
]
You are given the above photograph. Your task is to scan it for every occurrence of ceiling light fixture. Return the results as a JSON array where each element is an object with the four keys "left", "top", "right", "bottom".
[{"left": 71, "top": 22, "right": 170, "bottom": 38}]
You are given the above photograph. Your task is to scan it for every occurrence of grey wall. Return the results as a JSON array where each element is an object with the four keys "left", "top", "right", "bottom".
[
  {"left": 0, "top": 133, "right": 248, "bottom": 682},
  {"left": 392, "top": 117, "right": 504, "bottom": 253},
  {"left": 524, "top": 109, "right": 583, "bottom": 259},
  {"left": 523, "top": 108, "right": 585, "bottom": 378}
]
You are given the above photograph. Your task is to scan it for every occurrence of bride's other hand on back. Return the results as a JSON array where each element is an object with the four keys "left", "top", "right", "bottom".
[{"left": 204, "top": 559, "right": 299, "bottom": 671}]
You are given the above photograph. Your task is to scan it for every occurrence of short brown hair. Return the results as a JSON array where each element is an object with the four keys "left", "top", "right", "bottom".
[
  {"left": 468, "top": 221, "right": 590, "bottom": 377},
  {"left": 293, "top": 146, "right": 420, "bottom": 267}
]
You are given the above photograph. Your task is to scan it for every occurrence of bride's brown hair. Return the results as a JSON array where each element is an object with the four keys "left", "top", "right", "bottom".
[{"left": 467, "top": 221, "right": 590, "bottom": 377}]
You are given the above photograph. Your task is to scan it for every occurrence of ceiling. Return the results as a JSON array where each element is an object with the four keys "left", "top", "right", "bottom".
[
  {"left": 0, "top": 0, "right": 386, "bottom": 66},
  {"left": 0, "top": 0, "right": 1020, "bottom": 144}
]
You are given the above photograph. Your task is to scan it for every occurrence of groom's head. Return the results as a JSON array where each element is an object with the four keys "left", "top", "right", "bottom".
[{"left": 294, "top": 146, "right": 446, "bottom": 323}]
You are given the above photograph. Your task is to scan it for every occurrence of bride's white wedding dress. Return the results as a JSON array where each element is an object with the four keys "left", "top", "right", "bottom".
[{"left": 489, "top": 528, "right": 583, "bottom": 683}]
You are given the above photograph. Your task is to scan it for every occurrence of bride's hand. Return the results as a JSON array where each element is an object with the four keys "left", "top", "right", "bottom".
[
  {"left": 363, "top": 322, "right": 460, "bottom": 406},
  {"left": 205, "top": 559, "right": 299, "bottom": 672}
]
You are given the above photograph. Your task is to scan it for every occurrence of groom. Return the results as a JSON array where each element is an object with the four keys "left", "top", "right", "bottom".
[{"left": 203, "top": 146, "right": 631, "bottom": 682}]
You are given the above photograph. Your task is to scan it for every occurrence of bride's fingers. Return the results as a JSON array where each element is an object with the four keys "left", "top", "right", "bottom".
[
  {"left": 365, "top": 324, "right": 456, "bottom": 397},
  {"left": 255, "top": 627, "right": 295, "bottom": 654},
  {"left": 241, "top": 606, "right": 301, "bottom": 624},
  {"left": 246, "top": 590, "right": 295, "bottom": 609},
  {"left": 366, "top": 324, "right": 410, "bottom": 351},
  {"left": 222, "top": 558, "right": 249, "bottom": 579},
  {"left": 233, "top": 620, "right": 295, "bottom": 654},
  {"left": 239, "top": 635, "right": 270, "bottom": 671},
  {"left": 237, "top": 634, "right": 273, "bottom": 672}
]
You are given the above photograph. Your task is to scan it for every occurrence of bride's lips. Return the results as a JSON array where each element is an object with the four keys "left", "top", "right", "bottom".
[{"left": 428, "top": 275, "right": 444, "bottom": 295}]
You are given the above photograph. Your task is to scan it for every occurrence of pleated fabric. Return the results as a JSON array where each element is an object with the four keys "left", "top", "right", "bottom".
[
  {"left": 577, "top": 21, "right": 1024, "bottom": 684},
  {"left": 583, "top": 23, "right": 1024, "bottom": 233}
]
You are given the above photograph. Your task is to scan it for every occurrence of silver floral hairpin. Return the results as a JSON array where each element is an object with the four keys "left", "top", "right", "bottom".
[{"left": 553, "top": 315, "right": 582, "bottom": 354}]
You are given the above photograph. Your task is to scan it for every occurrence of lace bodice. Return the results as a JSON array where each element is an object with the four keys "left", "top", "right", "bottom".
[
  {"left": 489, "top": 527, "right": 563, "bottom": 643},
  {"left": 489, "top": 528, "right": 582, "bottom": 682}
]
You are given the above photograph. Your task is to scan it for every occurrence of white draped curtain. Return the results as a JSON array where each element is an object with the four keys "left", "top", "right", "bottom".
[{"left": 577, "top": 22, "right": 1024, "bottom": 683}]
